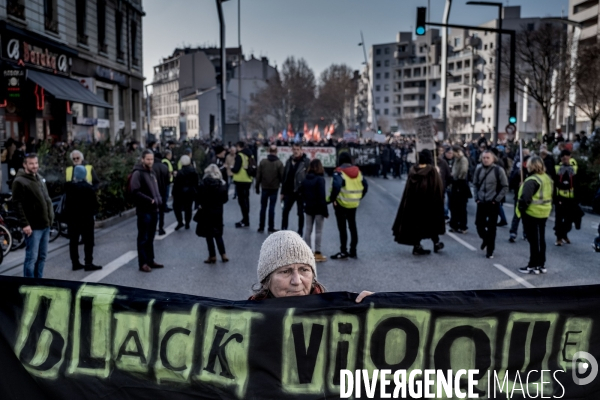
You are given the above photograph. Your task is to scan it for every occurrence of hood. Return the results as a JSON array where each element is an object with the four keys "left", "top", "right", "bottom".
[
  {"left": 304, "top": 172, "right": 322, "bottom": 181},
  {"left": 133, "top": 163, "right": 152, "bottom": 173},
  {"left": 336, "top": 164, "right": 360, "bottom": 179},
  {"left": 267, "top": 154, "right": 279, "bottom": 162},
  {"left": 409, "top": 165, "right": 435, "bottom": 182},
  {"left": 241, "top": 148, "right": 253, "bottom": 157},
  {"left": 203, "top": 177, "right": 223, "bottom": 187},
  {"left": 16, "top": 170, "right": 39, "bottom": 182}
]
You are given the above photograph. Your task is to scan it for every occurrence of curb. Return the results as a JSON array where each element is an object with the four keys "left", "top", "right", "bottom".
[{"left": 94, "top": 208, "right": 136, "bottom": 229}]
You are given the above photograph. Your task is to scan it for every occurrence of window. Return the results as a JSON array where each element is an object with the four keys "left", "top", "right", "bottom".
[
  {"left": 483, "top": 74, "right": 487, "bottom": 80},
  {"left": 384, "top": 72, "right": 389, "bottom": 79},
  {"left": 7, "top": 0, "right": 25, "bottom": 20},
  {"left": 384, "top": 48, "right": 390, "bottom": 54},
  {"left": 375, "top": 109, "right": 380, "bottom": 115},
  {"left": 432, "top": 81, "right": 437, "bottom": 87},
  {"left": 376, "top": 61, "right": 381, "bottom": 68},
  {"left": 376, "top": 85, "right": 381, "bottom": 91},
  {"left": 454, "top": 91, "right": 461, "bottom": 97},
  {"left": 488, "top": 117, "right": 491, "bottom": 123},
  {"left": 384, "top": 84, "right": 389, "bottom": 91},
  {"left": 44, "top": 0, "right": 58, "bottom": 33},
  {"left": 432, "top": 94, "right": 436, "bottom": 100},
  {"left": 376, "top": 73, "right": 381, "bottom": 79},
  {"left": 131, "top": 19, "right": 139, "bottom": 66},
  {"left": 483, "top": 89, "right": 487, "bottom": 94},
  {"left": 116, "top": 11, "right": 124, "bottom": 61},
  {"left": 76, "top": 0, "right": 88, "bottom": 44},
  {"left": 490, "top": 58, "right": 493, "bottom": 65},
  {"left": 384, "top": 97, "right": 389, "bottom": 103},
  {"left": 490, "top": 42, "right": 494, "bottom": 49},
  {"left": 432, "top": 107, "right": 436, "bottom": 113},
  {"left": 454, "top": 37, "right": 461, "bottom": 47},
  {"left": 384, "top": 109, "right": 389, "bottom": 115},
  {"left": 384, "top": 60, "right": 390, "bottom": 67},
  {"left": 376, "top": 49, "right": 381, "bottom": 55},
  {"left": 376, "top": 97, "right": 381, "bottom": 103},
  {"left": 465, "top": 60, "right": 470, "bottom": 68},
  {"left": 527, "top": 23, "right": 535, "bottom": 31},
  {"left": 484, "top": 44, "right": 488, "bottom": 50}
]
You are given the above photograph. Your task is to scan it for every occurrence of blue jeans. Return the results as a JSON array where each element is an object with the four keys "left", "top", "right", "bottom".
[
  {"left": 259, "top": 188, "right": 278, "bottom": 230},
  {"left": 23, "top": 227, "right": 50, "bottom": 278}
]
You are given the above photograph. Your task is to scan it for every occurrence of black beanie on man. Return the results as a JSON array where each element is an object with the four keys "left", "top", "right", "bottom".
[
  {"left": 419, "top": 149, "right": 433, "bottom": 165},
  {"left": 338, "top": 152, "right": 352, "bottom": 165}
]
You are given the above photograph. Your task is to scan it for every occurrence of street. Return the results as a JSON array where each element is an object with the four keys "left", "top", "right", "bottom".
[{"left": 2, "top": 176, "right": 599, "bottom": 300}]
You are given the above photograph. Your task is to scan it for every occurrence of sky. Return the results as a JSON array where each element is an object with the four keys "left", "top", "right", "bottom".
[{"left": 142, "top": 0, "right": 569, "bottom": 87}]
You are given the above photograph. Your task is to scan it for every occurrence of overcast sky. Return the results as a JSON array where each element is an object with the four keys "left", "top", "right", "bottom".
[{"left": 142, "top": 0, "right": 569, "bottom": 86}]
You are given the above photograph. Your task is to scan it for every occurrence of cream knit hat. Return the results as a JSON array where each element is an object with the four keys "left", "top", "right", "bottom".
[{"left": 257, "top": 230, "right": 316, "bottom": 283}]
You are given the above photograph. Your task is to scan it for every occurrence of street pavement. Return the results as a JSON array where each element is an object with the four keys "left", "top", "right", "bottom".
[{"left": 2, "top": 176, "right": 600, "bottom": 300}]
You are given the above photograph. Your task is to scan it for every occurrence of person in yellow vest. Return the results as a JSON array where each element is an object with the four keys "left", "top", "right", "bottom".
[
  {"left": 161, "top": 150, "right": 174, "bottom": 212},
  {"left": 517, "top": 157, "right": 554, "bottom": 275},
  {"left": 65, "top": 150, "right": 100, "bottom": 190},
  {"left": 553, "top": 149, "right": 578, "bottom": 246},
  {"left": 327, "top": 152, "right": 368, "bottom": 259},
  {"left": 231, "top": 141, "right": 254, "bottom": 228}
]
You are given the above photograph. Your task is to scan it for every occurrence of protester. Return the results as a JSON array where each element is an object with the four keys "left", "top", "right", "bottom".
[
  {"left": 328, "top": 152, "right": 368, "bottom": 259},
  {"left": 214, "top": 145, "right": 228, "bottom": 183},
  {"left": 255, "top": 145, "right": 284, "bottom": 233},
  {"left": 195, "top": 164, "right": 229, "bottom": 264},
  {"left": 554, "top": 149, "right": 579, "bottom": 246},
  {"left": 437, "top": 146, "right": 453, "bottom": 222},
  {"left": 172, "top": 155, "right": 198, "bottom": 231},
  {"left": 153, "top": 153, "right": 170, "bottom": 236},
  {"left": 508, "top": 149, "right": 530, "bottom": 243},
  {"left": 130, "top": 150, "right": 164, "bottom": 273},
  {"left": 380, "top": 144, "right": 391, "bottom": 179},
  {"left": 64, "top": 165, "right": 101, "bottom": 271},
  {"left": 449, "top": 146, "right": 470, "bottom": 234},
  {"left": 225, "top": 146, "right": 237, "bottom": 197},
  {"left": 65, "top": 150, "right": 100, "bottom": 189},
  {"left": 249, "top": 230, "right": 372, "bottom": 301},
  {"left": 281, "top": 143, "right": 310, "bottom": 235},
  {"left": 392, "top": 149, "right": 445, "bottom": 255},
  {"left": 301, "top": 159, "right": 329, "bottom": 262},
  {"left": 473, "top": 151, "right": 509, "bottom": 259},
  {"left": 161, "top": 150, "right": 174, "bottom": 212},
  {"left": 231, "top": 141, "right": 254, "bottom": 228},
  {"left": 517, "top": 157, "right": 554, "bottom": 274},
  {"left": 12, "top": 153, "right": 54, "bottom": 278}
]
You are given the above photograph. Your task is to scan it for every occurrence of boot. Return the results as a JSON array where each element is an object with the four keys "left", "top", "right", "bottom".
[
  {"left": 434, "top": 242, "right": 445, "bottom": 253},
  {"left": 221, "top": 254, "right": 229, "bottom": 262},
  {"left": 412, "top": 245, "right": 431, "bottom": 255},
  {"left": 204, "top": 257, "right": 217, "bottom": 264}
]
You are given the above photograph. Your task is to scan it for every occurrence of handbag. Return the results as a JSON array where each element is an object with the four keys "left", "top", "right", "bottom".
[{"left": 193, "top": 207, "right": 204, "bottom": 223}]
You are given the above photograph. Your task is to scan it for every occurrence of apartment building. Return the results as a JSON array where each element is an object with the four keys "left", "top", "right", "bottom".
[
  {"left": 1, "top": 0, "right": 144, "bottom": 143},
  {"left": 569, "top": 0, "right": 599, "bottom": 46}
]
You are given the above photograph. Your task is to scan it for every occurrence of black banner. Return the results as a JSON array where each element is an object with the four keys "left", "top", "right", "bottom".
[{"left": 0, "top": 276, "right": 599, "bottom": 399}]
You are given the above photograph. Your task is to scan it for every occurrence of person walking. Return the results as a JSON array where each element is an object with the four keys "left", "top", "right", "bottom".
[
  {"left": 508, "top": 150, "right": 531, "bottom": 243},
  {"left": 195, "top": 164, "right": 229, "bottom": 264},
  {"left": 231, "top": 141, "right": 254, "bottom": 228},
  {"left": 281, "top": 143, "right": 310, "bottom": 235},
  {"left": 449, "top": 146, "right": 470, "bottom": 233},
  {"left": 255, "top": 145, "right": 284, "bottom": 233},
  {"left": 392, "top": 149, "right": 445, "bottom": 255},
  {"left": 473, "top": 151, "right": 509, "bottom": 259},
  {"left": 554, "top": 149, "right": 579, "bottom": 246},
  {"left": 130, "top": 150, "right": 164, "bottom": 273},
  {"left": 225, "top": 146, "right": 237, "bottom": 198},
  {"left": 214, "top": 145, "right": 228, "bottom": 184},
  {"left": 12, "top": 153, "right": 54, "bottom": 278},
  {"left": 65, "top": 150, "right": 100, "bottom": 189},
  {"left": 153, "top": 153, "right": 170, "bottom": 235},
  {"left": 517, "top": 157, "right": 554, "bottom": 275},
  {"left": 437, "top": 146, "right": 453, "bottom": 222},
  {"left": 328, "top": 152, "right": 368, "bottom": 259},
  {"left": 161, "top": 150, "right": 174, "bottom": 212},
  {"left": 380, "top": 144, "right": 391, "bottom": 179},
  {"left": 172, "top": 155, "right": 198, "bottom": 230},
  {"left": 64, "top": 165, "right": 102, "bottom": 271},
  {"left": 301, "top": 159, "right": 329, "bottom": 262}
]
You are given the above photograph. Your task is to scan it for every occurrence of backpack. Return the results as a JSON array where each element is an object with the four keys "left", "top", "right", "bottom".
[
  {"left": 556, "top": 165, "right": 575, "bottom": 193},
  {"left": 246, "top": 156, "right": 257, "bottom": 178}
]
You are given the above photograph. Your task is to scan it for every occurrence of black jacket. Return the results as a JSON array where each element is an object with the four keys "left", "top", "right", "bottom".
[
  {"left": 11, "top": 170, "right": 54, "bottom": 229},
  {"left": 301, "top": 173, "right": 329, "bottom": 217},
  {"left": 195, "top": 177, "right": 228, "bottom": 237},
  {"left": 64, "top": 180, "right": 98, "bottom": 222},
  {"left": 152, "top": 161, "right": 170, "bottom": 196},
  {"left": 282, "top": 154, "right": 310, "bottom": 195},
  {"left": 130, "top": 164, "right": 162, "bottom": 213},
  {"left": 173, "top": 165, "right": 199, "bottom": 198}
]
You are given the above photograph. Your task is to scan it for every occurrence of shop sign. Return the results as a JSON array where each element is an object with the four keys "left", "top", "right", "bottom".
[
  {"left": 75, "top": 116, "right": 97, "bottom": 126},
  {"left": 118, "top": 120, "right": 125, "bottom": 130},
  {"left": 5, "top": 38, "right": 71, "bottom": 74},
  {"left": 4, "top": 68, "right": 25, "bottom": 99},
  {"left": 97, "top": 119, "right": 110, "bottom": 129},
  {"left": 95, "top": 66, "right": 126, "bottom": 85},
  {"left": 131, "top": 121, "right": 137, "bottom": 130}
]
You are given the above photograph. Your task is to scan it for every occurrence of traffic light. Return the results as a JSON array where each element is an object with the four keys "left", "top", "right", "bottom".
[
  {"left": 416, "top": 7, "right": 427, "bottom": 36},
  {"left": 378, "top": 126, "right": 382, "bottom": 134},
  {"left": 508, "top": 101, "right": 517, "bottom": 124},
  {"left": 209, "top": 114, "right": 215, "bottom": 133}
]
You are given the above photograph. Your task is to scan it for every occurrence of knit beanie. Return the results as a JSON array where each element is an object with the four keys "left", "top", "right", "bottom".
[
  {"left": 338, "top": 152, "right": 352, "bottom": 165},
  {"left": 418, "top": 149, "right": 433, "bottom": 165},
  {"left": 257, "top": 230, "right": 316, "bottom": 283},
  {"left": 180, "top": 155, "right": 191, "bottom": 166},
  {"left": 73, "top": 165, "right": 87, "bottom": 181}
]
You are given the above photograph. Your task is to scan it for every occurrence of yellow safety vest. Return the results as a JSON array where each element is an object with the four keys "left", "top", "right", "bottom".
[
  {"left": 162, "top": 158, "right": 173, "bottom": 182},
  {"left": 333, "top": 171, "right": 364, "bottom": 209},
  {"left": 66, "top": 165, "right": 93, "bottom": 184},
  {"left": 516, "top": 173, "right": 553, "bottom": 219},
  {"left": 233, "top": 153, "right": 252, "bottom": 183},
  {"left": 555, "top": 160, "right": 577, "bottom": 199}
]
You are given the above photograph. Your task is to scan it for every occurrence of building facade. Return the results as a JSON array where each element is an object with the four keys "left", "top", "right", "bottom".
[
  {"left": 1, "top": 0, "right": 144, "bottom": 144},
  {"left": 569, "top": 0, "right": 599, "bottom": 46}
]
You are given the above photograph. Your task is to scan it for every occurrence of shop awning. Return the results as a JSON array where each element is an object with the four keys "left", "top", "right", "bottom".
[{"left": 27, "top": 69, "right": 113, "bottom": 108}]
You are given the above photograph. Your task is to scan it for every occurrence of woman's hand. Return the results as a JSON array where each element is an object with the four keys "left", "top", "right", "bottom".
[{"left": 356, "top": 291, "right": 374, "bottom": 303}]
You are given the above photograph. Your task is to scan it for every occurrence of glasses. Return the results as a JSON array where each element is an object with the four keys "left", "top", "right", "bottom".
[{"left": 72, "top": 157, "right": 81, "bottom": 161}]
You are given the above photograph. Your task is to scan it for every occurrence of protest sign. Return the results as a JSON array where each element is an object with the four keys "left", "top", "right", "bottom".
[
  {"left": 257, "top": 146, "right": 337, "bottom": 168},
  {"left": 414, "top": 115, "right": 436, "bottom": 152},
  {"left": 1, "top": 276, "right": 599, "bottom": 399}
]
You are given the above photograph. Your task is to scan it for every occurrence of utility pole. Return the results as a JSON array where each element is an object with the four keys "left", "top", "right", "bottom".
[
  {"left": 359, "top": 31, "right": 377, "bottom": 132},
  {"left": 238, "top": 0, "right": 242, "bottom": 140},
  {"left": 216, "top": 0, "right": 227, "bottom": 142},
  {"left": 441, "top": 0, "right": 452, "bottom": 140}
]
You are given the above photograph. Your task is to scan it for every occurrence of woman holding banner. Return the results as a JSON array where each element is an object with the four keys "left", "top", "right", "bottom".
[{"left": 249, "top": 230, "right": 372, "bottom": 301}]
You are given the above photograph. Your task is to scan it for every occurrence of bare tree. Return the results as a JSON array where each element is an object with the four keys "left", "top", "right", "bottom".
[
  {"left": 281, "top": 57, "right": 316, "bottom": 131},
  {"left": 313, "top": 64, "right": 355, "bottom": 133},
  {"left": 500, "top": 23, "right": 569, "bottom": 135},
  {"left": 575, "top": 42, "right": 600, "bottom": 130},
  {"left": 244, "top": 73, "right": 286, "bottom": 134}
]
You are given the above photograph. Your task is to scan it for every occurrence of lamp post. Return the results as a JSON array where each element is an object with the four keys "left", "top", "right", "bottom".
[
  {"left": 359, "top": 31, "right": 377, "bottom": 132},
  {"left": 215, "top": 0, "right": 230, "bottom": 142},
  {"left": 466, "top": 1, "right": 503, "bottom": 145},
  {"left": 542, "top": 18, "right": 582, "bottom": 138}
]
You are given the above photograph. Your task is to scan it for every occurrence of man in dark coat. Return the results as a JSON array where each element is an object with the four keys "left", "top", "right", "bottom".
[
  {"left": 173, "top": 155, "right": 199, "bottom": 230},
  {"left": 153, "top": 153, "right": 170, "bottom": 235},
  {"left": 392, "top": 149, "right": 445, "bottom": 255}
]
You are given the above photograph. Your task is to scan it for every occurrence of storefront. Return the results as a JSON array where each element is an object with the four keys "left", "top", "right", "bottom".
[{"left": 0, "top": 21, "right": 112, "bottom": 144}]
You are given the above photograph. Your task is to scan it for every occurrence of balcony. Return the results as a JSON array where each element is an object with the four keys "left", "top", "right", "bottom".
[
  {"left": 581, "top": 23, "right": 599, "bottom": 41},
  {"left": 402, "top": 99, "right": 425, "bottom": 107},
  {"left": 403, "top": 86, "right": 426, "bottom": 95},
  {"left": 573, "top": 3, "right": 599, "bottom": 23}
]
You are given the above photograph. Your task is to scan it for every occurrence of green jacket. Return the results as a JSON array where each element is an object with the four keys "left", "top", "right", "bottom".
[{"left": 11, "top": 170, "right": 54, "bottom": 229}]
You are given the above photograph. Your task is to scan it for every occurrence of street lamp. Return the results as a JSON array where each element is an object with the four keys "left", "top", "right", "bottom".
[
  {"left": 542, "top": 17, "right": 582, "bottom": 137},
  {"left": 359, "top": 32, "right": 377, "bottom": 132},
  {"left": 215, "top": 0, "right": 231, "bottom": 141},
  {"left": 466, "top": 1, "right": 503, "bottom": 145}
]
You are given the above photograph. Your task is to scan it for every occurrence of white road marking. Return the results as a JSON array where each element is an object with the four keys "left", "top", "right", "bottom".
[
  {"left": 446, "top": 232, "right": 477, "bottom": 251},
  {"left": 367, "top": 178, "right": 398, "bottom": 198},
  {"left": 81, "top": 251, "right": 137, "bottom": 283},
  {"left": 493, "top": 263, "right": 536, "bottom": 289},
  {"left": 155, "top": 222, "right": 178, "bottom": 241}
]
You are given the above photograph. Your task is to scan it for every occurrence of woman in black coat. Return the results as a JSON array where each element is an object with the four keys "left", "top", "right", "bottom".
[
  {"left": 195, "top": 164, "right": 229, "bottom": 263},
  {"left": 392, "top": 149, "right": 446, "bottom": 255},
  {"left": 172, "top": 155, "right": 198, "bottom": 230},
  {"left": 301, "top": 159, "right": 329, "bottom": 262}
]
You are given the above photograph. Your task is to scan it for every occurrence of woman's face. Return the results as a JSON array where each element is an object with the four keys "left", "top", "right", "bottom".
[{"left": 268, "top": 264, "right": 314, "bottom": 297}]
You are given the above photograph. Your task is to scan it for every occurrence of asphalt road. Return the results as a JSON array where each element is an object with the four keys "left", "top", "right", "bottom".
[{"left": 2, "top": 176, "right": 599, "bottom": 300}]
